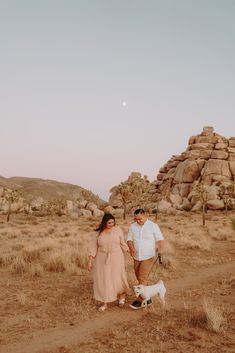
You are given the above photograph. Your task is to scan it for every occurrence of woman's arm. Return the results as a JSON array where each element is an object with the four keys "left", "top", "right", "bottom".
[
  {"left": 87, "top": 234, "right": 98, "bottom": 271},
  {"left": 88, "top": 255, "right": 95, "bottom": 272}
]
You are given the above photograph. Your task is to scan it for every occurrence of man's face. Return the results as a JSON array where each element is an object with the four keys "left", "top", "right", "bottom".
[{"left": 134, "top": 213, "right": 147, "bottom": 225}]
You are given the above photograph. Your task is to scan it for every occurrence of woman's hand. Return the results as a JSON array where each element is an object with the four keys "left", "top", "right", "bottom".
[{"left": 88, "top": 257, "right": 94, "bottom": 272}]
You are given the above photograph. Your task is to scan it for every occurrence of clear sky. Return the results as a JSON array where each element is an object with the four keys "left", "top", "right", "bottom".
[{"left": 1, "top": 0, "right": 235, "bottom": 200}]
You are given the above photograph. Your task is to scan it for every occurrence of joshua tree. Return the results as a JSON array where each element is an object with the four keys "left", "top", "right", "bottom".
[
  {"left": 44, "top": 198, "right": 67, "bottom": 217},
  {"left": 3, "top": 188, "right": 22, "bottom": 222},
  {"left": 218, "top": 181, "right": 235, "bottom": 214},
  {"left": 193, "top": 181, "right": 209, "bottom": 226},
  {"left": 152, "top": 195, "right": 162, "bottom": 221},
  {"left": 116, "top": 182, "right": 132, "bottom": 219},
  {"left": 117, "top": 174, "right": 151, "bottom": 219}
]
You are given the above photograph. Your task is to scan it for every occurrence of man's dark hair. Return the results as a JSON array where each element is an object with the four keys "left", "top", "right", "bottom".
[{"left": 134, "top": 208, "right": 145, "bottom": 215}]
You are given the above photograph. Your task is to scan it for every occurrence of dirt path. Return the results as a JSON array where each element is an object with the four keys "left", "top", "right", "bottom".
[{"left": 1, "top": 260, "right": 234, "bottom": 353}]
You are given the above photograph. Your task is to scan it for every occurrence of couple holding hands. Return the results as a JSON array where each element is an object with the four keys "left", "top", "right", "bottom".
[{"left": 88, "top": 208, "right": 164, "bottom": 312}]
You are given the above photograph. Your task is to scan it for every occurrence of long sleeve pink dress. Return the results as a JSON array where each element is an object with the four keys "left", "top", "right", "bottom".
[{"left": 88, "top": 225, "right": 130, "bottom": 303}]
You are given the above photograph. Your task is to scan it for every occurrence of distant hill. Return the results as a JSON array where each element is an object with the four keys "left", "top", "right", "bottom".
[{"left": 0, "top": 176, "right": 105, "bottom": 207}]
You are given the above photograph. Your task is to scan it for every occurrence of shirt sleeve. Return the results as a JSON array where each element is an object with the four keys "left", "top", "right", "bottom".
[
  {"left": 153, "top": 223, "right": 164, "bottom": 241},
  {"left": 127, "top": 225, "right": 134, "bottom": 241},
  {"left": 88, "top": 233, "right": 98, "bottom": 257}
]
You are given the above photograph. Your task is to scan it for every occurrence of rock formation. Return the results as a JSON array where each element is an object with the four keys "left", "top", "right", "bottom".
[
  {"left": 109, "top": 127, "right": 235, "bottom": 213},
  {"left": 0, "top": 177, "right": 106, "bottom": 219}
]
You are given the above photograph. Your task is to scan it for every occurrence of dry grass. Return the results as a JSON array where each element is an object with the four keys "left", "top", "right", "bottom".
[
  {"left": 11, "top": 255, "right": 27, "bottom": 274},
  {"left": 177, "top": 235, "right": 212, "bottom": 251},
  {"left": 189, "top": 299, "right": 226, "bottom": 333},
  {"left": 0, "top": 223, "right": 89, "bottom": 276},
  {"left": 203, "top": 300, "right": 226, "bottom": 333},
  {"left": 17, "top": 291, "right": 27, "bottom": 305},
  {"left": 0, "top": 212, "right": 234, "bottom": 353},
  {"left": 0, "top": 212, "right": 232, "bottom": 283},
  {"left": 28, "top": 263, "right": 44, "bottom": 277},
  {"left": 231, "top": 217, "right": 235, "bottom": 231},
  {"left": 0, "top": 250, "right": 15, "bottom": 266}
]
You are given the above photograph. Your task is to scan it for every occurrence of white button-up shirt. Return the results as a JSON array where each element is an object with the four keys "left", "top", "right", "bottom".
[{"left": 127, "top": 219, "right": 164, "bottom": 261}]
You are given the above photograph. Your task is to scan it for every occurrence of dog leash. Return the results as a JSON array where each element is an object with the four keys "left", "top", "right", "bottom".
[{"left": 146, "top": 251, "right": 163, "bottom": 284}]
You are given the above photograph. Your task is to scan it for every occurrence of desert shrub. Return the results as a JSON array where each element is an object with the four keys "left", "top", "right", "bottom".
[
  {"left": 11, "top": 255, "right": 27, "bottom": 274},
  {"left": 190, "top": 308, "right": 207, "bottom": 328},
  {"left": 20, "top": 228, "right": 30, "bottom": 235},
  {"left": 224, "top": 275, "right": 235, "bottom": 288},
  {"left": 178, "top": 237, "right": 211, "bottom": 251},
  {"left": 7, "top": 233, "right": 17, "bottom": 239},
  {"left": 17, "top": 291, "right": 27, "bottom": 305},
  {"left": 22, "top": 247, "right": 41, "bottom": 262},
  {"left": 11, "top": 244, "right": 25, "bottom": 251},
  {"left": 39, "top": 241, "right": 54, "bottom": 252},
  {"left": 29, "top": 264, "right": 44, "bottom": 277},
  {"left": 47, "top": 227, "right": 55, "bottom": 235},
  {"left": 0, "top": 252, "right": 15, "bottom": 267},
  {"left": 44, "top": 254, "right": 67, "bottom": 272},
  {"left": 73, "top": 249, "right": 87, "bottom": 269},
  {"left": 231, "top": 217, "right": 235, "bottom": 231},
  {"left": 210, "top": 229, "right": 234, "bottom": 241},
  {"left": 31, "top": 220, "right": 39, "bottom": 225},
  {"left": 190, "top": 300, "right": 225, "bottom": 333},
  {"left": 204, "top": 300, "right": 226, "bottom": 332}
]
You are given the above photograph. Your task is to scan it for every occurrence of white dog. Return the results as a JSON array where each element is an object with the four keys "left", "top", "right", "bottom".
[{"left": 133, "top": 280, "right": 166, "bottom": 308}]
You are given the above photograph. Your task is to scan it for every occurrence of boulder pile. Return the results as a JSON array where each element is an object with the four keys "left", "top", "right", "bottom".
[
  {"left": 109, "top": 127, "right": 235, "bottom": 213},
  {"left": 0, "top": 188, "right": 105, "bottom": 219}
]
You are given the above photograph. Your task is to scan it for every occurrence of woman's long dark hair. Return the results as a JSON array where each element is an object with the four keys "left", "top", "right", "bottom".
[{"left": 95, "top": 213, "right": 116, "bottom": 234}]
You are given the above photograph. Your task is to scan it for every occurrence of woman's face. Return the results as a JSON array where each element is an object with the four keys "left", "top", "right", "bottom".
[{"left": 105, "top": 219, "right": 115, "bottom": 229}]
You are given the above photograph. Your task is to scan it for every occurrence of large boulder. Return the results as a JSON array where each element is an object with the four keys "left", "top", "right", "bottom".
[
  {"left": 206, "top": 199, "right": 224, "bottom": 210},
  {"left": 93, "top": 209, "right": 104, "bottom": 217},
  {"left": 202, "top": 160, "right": 231, "bottom": 182},
  {"left": 86, "top": 202, "right": 98, "bottom": 212},
  {"left": 174, "top": 160, "right": 203, "bottom": 183},
  {"left": 66, "top": 200, "right": 74, "bottom": 211},
  {"left": 158, "top": 200, "right": 172, "bottom": 212},
  {"left": 229, "top": 161, "right": 235, "bottom": 177},
  {"left": 31, "top": 197, "right": 44, "bottom": 211},
  {"left": 79, "top": 209, "right": 92, "bottom": 217}
]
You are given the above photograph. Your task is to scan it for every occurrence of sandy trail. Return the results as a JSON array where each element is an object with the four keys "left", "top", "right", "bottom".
[{"left": 1, "top": 260, "right": 234, "bottom": 353}]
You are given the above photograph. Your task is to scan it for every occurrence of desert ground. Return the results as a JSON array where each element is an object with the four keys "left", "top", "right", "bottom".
[{"left": 0, "top": 211, "right": 234, "bottom": 353}]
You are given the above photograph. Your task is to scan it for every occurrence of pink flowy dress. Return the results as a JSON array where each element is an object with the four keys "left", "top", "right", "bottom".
[{"left": 88, "top": 225, "right": 130, "bottom": 303}]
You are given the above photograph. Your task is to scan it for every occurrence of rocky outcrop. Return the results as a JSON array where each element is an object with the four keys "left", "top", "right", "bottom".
[
  {"left": 109, "top": 127, "right": 235, "bottom": 213},
  {"left": 0, "top": 188, "right": 105, "bottom": 219},
  {"left": 152, "top": 126, "right": 235, "bottom": 212}
]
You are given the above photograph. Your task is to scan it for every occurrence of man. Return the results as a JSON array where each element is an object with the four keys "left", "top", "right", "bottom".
[{"left": 127, "top": 208, "right": 164, "bottom": 309}]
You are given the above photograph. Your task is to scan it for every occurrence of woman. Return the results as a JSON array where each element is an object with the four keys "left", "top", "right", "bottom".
[{"left": 88, "top": 213, "right": 130, "bottom": 312}]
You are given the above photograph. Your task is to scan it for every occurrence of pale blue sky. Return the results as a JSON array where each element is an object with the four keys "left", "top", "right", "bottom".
[{"left": 0, "top": 0, "right": 234, "bottom": 200}]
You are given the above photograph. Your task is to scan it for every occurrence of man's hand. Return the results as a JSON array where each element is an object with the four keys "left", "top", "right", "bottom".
[
  {"left": 127, "top": 240, "right": 136, "bottom": 257},
  {"left": 130, "top": 248, "right": 136, "bottom": 257}
]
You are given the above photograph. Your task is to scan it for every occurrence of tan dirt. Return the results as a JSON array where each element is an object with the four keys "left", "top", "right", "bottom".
[{"left": 0, "top": 212, "right": 234, "bottom": 353}]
